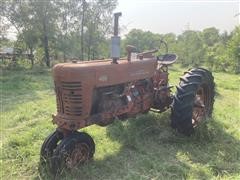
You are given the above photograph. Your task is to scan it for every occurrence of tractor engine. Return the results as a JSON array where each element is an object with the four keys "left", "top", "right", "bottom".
[{"left": 93, "top": 79, "right": 153, "bottom": 126}]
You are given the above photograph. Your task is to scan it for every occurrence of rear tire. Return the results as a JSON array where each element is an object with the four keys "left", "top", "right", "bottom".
[{"left": 171, "top": 68, "right": 215, "bottom": 135}]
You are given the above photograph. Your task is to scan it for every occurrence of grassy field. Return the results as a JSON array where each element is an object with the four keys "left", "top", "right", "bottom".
[{"left": 1, "top": 65, "right": 240, "bottom": 180}]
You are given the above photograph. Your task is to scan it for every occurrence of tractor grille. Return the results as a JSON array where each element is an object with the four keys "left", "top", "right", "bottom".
[
  {"left": 55, "top": 85, "right": 64, "bottom": 113},
  {"left": 56, "top": 81, "right": 83, "bottom": 116}
]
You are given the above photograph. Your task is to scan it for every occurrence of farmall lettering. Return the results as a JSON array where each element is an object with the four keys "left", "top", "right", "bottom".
[{"left": 40, "top": 12, "right": 215, "bottom": 175}]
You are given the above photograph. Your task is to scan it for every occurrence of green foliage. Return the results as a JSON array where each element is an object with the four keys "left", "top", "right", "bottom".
[
  {"left": 1, "top": 0, "right": 117, "bottom": 66},
  {"left": 123, "top": 29, "right": 162, "bottom": 53},
  {"left": 202, "top": 27, "right": 220, "bottom": 46},
  {"left": 177, "top": 30, "right": 205, "bottom": 67},
  {"left": 0, "top": 37, "right": 14, "bottom": 47},
  {"left": 1, "top": 0, "right": 239, "bottom": 73},
  {"left": 123, "top": 26, "right": 239, "bottom": 74},
  {"left": 1, "top": 66, "right": 240, "bottom": 179},
  {"left": 227, "top": 26, "right": 240, "bottom": 73}
]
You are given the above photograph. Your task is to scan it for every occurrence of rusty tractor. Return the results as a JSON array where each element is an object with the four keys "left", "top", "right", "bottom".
[{"left": 40, "top": 13, "right": 215, "bottom": 174}]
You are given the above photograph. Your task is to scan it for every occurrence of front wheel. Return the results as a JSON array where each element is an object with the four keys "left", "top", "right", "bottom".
[
  {"left": 171, "top": 68, "right": 215, "bottom": 135},
  {"left": 51, "top": 131, "right": 95, "bottom": 175},
  {"left": 40, "top": 130, "right": 63, "bottom": 164}
]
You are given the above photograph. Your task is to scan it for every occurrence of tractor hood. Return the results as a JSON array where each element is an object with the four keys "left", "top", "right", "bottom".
[{"left": 53, "top": 58, "right": 157, "bottom": 88}]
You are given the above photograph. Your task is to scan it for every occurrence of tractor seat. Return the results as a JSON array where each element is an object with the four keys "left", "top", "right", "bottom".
[{"left": 157, "top": 53, "right": 177, "bottom": 65}]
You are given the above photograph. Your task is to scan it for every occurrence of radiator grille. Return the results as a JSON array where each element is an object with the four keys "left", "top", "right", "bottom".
[{"left": 56, "top": 81, "right": 83, "bottom": 116}]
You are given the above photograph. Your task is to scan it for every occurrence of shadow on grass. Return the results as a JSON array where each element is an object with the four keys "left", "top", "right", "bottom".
[{"left": 38, "top": 112, "right": 240, "bottom": 180}]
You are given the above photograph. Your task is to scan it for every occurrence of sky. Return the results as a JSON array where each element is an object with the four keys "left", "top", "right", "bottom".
[
  {"left": 115, "top": 0, "right": 240, "bottom": 35},
  {"left": 3, "top": 0, "right": 239, "bottom": 40}
]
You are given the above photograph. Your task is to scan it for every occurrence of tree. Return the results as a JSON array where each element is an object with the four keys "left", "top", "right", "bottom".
[
  {"left": 123, "top": 29, "right": 162, "bottom": 54},
  {"left": 1, "top": 0, "right": 117, "bottom": 65},
  {"left": 55, "top": 0, "right": 117, "bottom": 61},
  {"left": 1, "top": 0, "right": 38, "bottom": 66},
  {"left": 227, "top": 26, "right": 240, "bottom": 73},
  {"left": 1, "top": 0, "right": 58, "bottom": 67},
  {"left": 202, "top": 27, "right": 220, "bottom": 47},
  {"left": 29, "top": 0, "right": 58, "bottom": 67},
  {"left": 177, "top": 30, "right": 205, "bottom": 67},
  {"left": 162, "top": 33, "right": 177, "bottom": 54},
  {"left": 84, "top": 0, "right": 117, "bottom": 60}
]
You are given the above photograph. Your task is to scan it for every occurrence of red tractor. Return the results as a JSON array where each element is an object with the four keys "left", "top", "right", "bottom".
[{"left": 40, "top": 13, "right": 215, "bottom": 174}]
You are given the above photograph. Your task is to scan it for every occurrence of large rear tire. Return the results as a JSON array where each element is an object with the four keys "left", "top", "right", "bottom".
[{"left": 171, "top": 68, "right": 215, "bottom": 135}]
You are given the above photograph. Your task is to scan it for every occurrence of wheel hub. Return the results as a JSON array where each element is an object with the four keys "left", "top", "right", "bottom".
[
  {"left": 192, "top": 86, "right": 208, "bottom": 127},
  {"left": 66, "top": 143, "right": 90, "bottom": 169}
]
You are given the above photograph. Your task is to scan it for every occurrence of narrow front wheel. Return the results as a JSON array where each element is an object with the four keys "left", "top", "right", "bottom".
[
  {"left": 51, "top": 131, "right": 95, "bottom": 174},
  {"left": 40, "top": 130, "right": 63, "bottom": 164}
]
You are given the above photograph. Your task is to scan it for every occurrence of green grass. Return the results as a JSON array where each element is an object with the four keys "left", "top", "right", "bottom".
[{"left": 1, "top": 65, "right": 240, "bottom": 179}]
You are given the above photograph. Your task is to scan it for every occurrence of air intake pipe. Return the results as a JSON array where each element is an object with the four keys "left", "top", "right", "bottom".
[{"left": 111, "top": 12, "right": 122, "bottom": 64}]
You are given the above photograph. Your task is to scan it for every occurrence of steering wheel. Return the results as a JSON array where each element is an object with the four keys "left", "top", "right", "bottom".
[
  {"left": 159, "top": 39, "right": 168, "bottom": 54},
  {"left": 157, "top": 39, "right": 177, "bottom": 64}
]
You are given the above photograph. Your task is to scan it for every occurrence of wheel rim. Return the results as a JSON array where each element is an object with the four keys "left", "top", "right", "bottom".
[
  {"left": 192, "top": 84, "right": 210, "bottom": 127},
  {"left": 65, "top": 143, "right": 90, "bottom": 169}
]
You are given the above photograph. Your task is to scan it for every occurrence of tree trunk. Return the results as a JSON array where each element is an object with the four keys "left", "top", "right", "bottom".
[
  {"left": 87, "top": 32, "right": 91, "bottom": 60},
  {"left": 12, "top": 55, "right": 16, "bottom": 66},
  {"left": 87, "top": 46, "right": 90, "bottom": 60},
  {"left": 29, "top": 47, "right": 34, "bottom": 68},
  {"left": 63, "top": 53, "right": 66, "bottom": 62},
  {"left": 92, "top": 50, "right": 95, "bottom": 60},
  {"left": 43, "top": 16, "right": 50, "bottom": 67}
]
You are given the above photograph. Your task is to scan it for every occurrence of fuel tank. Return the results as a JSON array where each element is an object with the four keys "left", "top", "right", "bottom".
[{"left": 52, "top": 58, "right": 157, "bottom": 130}]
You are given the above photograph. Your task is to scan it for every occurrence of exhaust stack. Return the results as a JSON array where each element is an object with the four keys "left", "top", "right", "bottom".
[{"left": 111, "top": 12, "right": 122, "bottom": 64}]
